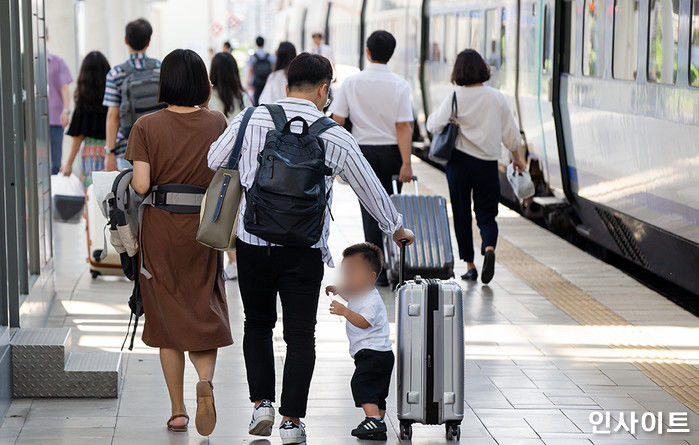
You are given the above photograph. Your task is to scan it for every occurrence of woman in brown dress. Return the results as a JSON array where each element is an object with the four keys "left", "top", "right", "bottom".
[{"left": 125, "top": 49, "right": 232, "bottom": 436}]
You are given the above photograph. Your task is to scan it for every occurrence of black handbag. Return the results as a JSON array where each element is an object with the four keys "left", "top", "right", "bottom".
[{"left": 428, "top": 92, "right": 459, "bottom": 164}]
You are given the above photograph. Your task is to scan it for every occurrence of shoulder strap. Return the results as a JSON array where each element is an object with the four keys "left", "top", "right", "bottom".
[
  {"left": 263, "top": 104, "right": 287, "bottom": 131},
  {"left": 120, "top": 61, "right": 136, "bottom": 76},
  {"left": 308, "top": 116, "right": 338, "bottom": 136},
  {"left": 227, "top": 107, "right": 256, "bottom": 169},
  {"left": 451, "top": 91, "right": 458, "bottom": 117}
]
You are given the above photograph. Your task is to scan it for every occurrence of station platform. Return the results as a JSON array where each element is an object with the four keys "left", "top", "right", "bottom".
[{"left": 2, "top": 159, "right": 698, "bottom": 445}]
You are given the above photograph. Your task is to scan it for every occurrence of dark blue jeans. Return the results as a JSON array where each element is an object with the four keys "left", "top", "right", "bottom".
[
  {"left": 50, "top": 125, "right": 64, "bottom": 175},
  {"left": 446, "top": 150, "right": 500, "bottom": 263}
]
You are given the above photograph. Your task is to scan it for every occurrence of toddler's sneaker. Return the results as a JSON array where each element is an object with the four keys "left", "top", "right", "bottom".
[
  {"left": 248, "top": 399, "right": 274, "bottom": 436},
  {"left": 279, "top": 419, "right": 306, "bottom": 444},
  {"left": 351, "top": 417, "right": 388, "bottom": 440}
]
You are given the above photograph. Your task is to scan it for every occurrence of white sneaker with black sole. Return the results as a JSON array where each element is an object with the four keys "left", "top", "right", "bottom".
[
  {"left": 248, "top": 399, "right": 275, "bottom": 436},
  {"left": 279, "top": 419, "right": 306, "bottom": 444}
]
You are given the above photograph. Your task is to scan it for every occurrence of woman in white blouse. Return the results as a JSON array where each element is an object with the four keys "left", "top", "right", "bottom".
[
  {"left": 426, "top": 49, "right": 525, "bottom": 284},
  {"left": 258, "top": 41, "right": 296, "bottom": 104},
  {"left": 209, "top": 52, "right": 253, "bottom": 124},
  {"left": 208, "top": 51, "right": 253, "bottom": 279}
]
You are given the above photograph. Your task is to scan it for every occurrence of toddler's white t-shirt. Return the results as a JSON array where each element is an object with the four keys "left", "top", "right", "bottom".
[{"left": 345, "top": 288, "right": 392, "bottom": 358}]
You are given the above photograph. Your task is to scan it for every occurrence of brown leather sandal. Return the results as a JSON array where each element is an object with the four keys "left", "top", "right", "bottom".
[
  {"left": 167, "top": 413, "right": 189, "bottom": 432},
  {"left": 196, "top": 379, "right": 217, "bottom": 436}
]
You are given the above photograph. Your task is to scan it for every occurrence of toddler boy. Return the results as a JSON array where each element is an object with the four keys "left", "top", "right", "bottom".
[{"left": 326, "top": 243, "right": 394, "bottom": 440}]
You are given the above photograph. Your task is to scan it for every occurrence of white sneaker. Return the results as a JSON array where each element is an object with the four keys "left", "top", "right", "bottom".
[
  {"left": 279, "top": 419, "right": 306, "bottom": 444},
  {"left": 248, "top": 400, "right": 275, "bottom": 436},
  {"left": 224, "top": 263, "right": 238, "bottom": 280}
]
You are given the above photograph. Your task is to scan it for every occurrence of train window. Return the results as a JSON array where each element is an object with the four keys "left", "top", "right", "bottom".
[
  {"left": 690, "top": 0, "right": 699, "bottom": 86},
  {"left": 648, "top": 0, "right": 679, "bottom": 84},
  {"left": 485, "top": 9, "right": 501, "bottom": 69},
  {"left": 500, "top": 8, "right": 508, "bottom": 71},
  {"left": 543, "top": 3, "right": 553, "bottom": 73},
  {"left": 457, "top": 13, "right": 470, "bottom": 51},
  {"left": 470, "top": 10, "right": 483, "bottom": 53},
  {"left": 445, "top": 14, "right": 458, "bottom": 64},
  {"left": 613, "top": 0, "right": 639, "bottom": 80},
  {"left": 430, "top": 15, "right": 445, "bottom": 62},
  {"left": 583, "top": 0, "right": 605, "bottom": 76},
  {"left": 561, "top": 0, "right": 577, "bottom": 74}
]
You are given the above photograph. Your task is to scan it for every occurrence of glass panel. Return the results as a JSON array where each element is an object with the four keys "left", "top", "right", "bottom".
[
  {"left": 543, "top": 3, "right": 553, "bottom": 73},
  {"left": 689, "top": 0, "right": 698, "bottom": 85},
  {"left": 430, "top": 15, "right": 445, "bottom": 62},
  {"left": 457, "top": 13, "right": 470, "bottom": 51},
  {"left": 583, "top": 0, "right": 605, "bottom": 76},
  {"left": 445, "top": 14, "right": 458, "bottom": 65},
  {"left": 500, "top": 7, "right": 507, "bottom": 71},
  {"left": 470, "top": 10, "right": 483, "bottom": 53},
  {"left": 613, "top": 0, "right": 639, "bottom": 79},
  {"left": 648, "top": 0, "right": 679, "bottom": 84},
  {"left": 485, "top": 8, "right": 501, "bottom": 69}
]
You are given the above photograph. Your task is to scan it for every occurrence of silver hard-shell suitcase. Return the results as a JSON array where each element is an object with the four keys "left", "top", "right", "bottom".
[
  {"left": 383, "top": 176, "right": 454, "bottom": 285},
  {"left": 396, "top": 242, "right": 464, "bottom": 441}
]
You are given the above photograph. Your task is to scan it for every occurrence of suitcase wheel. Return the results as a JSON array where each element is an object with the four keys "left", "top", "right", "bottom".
[
  {"left": 399, "top": 421, "right": 412, "bottom": 440},
  {"left": 446, "top": 423, "right": 460, "bottom": 441},
  {"left": 90, "top": 270, "right": 101, "bottom": 279}
]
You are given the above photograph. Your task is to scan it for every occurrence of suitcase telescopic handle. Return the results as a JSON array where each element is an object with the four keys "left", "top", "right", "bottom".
[
  {"left": 391, "top": 175, "right": 419, "bottom": 195},
  {"left": 399, "top": 238, "right": 408, "bottom": 286}
]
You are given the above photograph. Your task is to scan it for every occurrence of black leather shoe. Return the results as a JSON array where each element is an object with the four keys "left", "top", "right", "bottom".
[
  {"left": 481, "top": 251, "right": 495, "bottom": 284},
  {"left": 461, "top": 269, "right": 478, "bottom": 281}
]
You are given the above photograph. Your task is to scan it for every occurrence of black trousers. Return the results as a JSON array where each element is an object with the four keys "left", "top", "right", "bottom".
[
  {"left": 351, "top": 349, "right": 394, "bottom": 410},
  {"left": 359, "top": 145, "right": 402, "bottom": 253},
  {"left": 446, "top": 150, "right": 500, "bottom": 263},
  {"left": 236, "top": 240, "right": 325, "bottom": 418}
]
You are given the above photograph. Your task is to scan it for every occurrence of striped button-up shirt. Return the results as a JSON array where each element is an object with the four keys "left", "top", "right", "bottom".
[
  {"left": 103, "top": 53, "right": 161, "bottom": 155},
  {"left": 208, "top": 98, "right": 403, "bottom": 266}
]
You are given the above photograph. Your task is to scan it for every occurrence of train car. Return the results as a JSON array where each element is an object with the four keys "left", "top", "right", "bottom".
[{"left": 276, "top": 0, "right": 699, "bottom": 295}]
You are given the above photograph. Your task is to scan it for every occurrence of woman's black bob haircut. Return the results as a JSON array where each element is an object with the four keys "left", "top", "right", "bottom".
[
  {"left": 451, "top": 49, "right": 491, "bottom": 86},
  {"left": 158, "top": 49, "right": 210, "bottom": 107}
]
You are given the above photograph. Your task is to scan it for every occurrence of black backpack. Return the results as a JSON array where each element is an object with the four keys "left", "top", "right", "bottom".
[
  {"left": 252, "top": 53, "right": 273, "bottom": 91},
  {"left": 244, "top": 104, "right": 337, "bottom": 247}
]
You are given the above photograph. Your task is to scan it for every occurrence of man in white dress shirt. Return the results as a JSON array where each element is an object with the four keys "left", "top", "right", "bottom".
[
  {"left": 309, "top": 32, "right": 335, "bottom": 69},
  {"left": 208, "top": 53, "right": 414, "bottom": 444},
  {"left": 330, "top": 30, "right": 414, "bottom": 286}
]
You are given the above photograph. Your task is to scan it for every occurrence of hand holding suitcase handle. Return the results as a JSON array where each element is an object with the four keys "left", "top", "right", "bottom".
[{"left": 392, "top": 175, "right": 419, "bottom": 195}]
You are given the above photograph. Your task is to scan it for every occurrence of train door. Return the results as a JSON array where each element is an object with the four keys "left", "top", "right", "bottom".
[{"left": 538, "top": 0, "right": 562, "bottom": 191}]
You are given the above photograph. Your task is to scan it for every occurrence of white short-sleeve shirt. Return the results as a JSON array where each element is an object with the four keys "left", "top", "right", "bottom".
[
  {"left": 330, "top": 62, "right": 413, "bottom": 146},
  {"left": 345, "top": 288, "right": 392, "bottom": 358}
]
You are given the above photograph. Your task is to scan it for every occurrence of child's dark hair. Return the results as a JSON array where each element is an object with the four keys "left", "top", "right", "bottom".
[{"left": 342, "top": 243, "right": 384, "bottom": 275}]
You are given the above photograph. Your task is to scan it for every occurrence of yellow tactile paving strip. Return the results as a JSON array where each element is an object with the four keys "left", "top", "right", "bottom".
[{"left": 496, "top": 237, "right": 699, "bottom": 414}]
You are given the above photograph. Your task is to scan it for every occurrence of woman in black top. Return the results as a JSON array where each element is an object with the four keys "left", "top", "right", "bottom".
[{"left": 60, "top": 51, "right": 110, "bottom": 187}]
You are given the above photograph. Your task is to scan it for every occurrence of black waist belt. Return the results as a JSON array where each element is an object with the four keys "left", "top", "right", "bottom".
[
  {"left": 151, "top": 184, "right": 206, "bottom": 214},
  {"left": 359, "top": 144, "right": 399, "bottom": 150}
]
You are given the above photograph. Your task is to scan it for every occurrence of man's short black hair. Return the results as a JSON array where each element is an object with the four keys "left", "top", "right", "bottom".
[
  {"left": 366, "top": 30, "right": 396, "bottom": 64},
  {"left": 343, "top": 243, "right": 384, "bottom": 275},
  {"left": 256, "top": 36, "right": 265, "bottom": 47},
  {"left": 287, "top": 53, "right": 333, "bottom": 91},
  {"left": 451, "top": 49, "right": 491, "bottom": 86},
  {"left": 158, "top": 49, "right": 210, "bottom": 107},
  {"left": 125, "top": 18, "right": 152, "bottom": 51},
  {"left": 223, "top": 41, "right": 232, "bottom": 50}
]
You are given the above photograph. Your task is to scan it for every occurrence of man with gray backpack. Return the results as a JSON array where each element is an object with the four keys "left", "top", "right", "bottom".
[
  {"left": 103, "top": 18, "right": 163, "bottom": 171},
  {"left": 208, "top": 53, "right": 414, "bottom": 444}
]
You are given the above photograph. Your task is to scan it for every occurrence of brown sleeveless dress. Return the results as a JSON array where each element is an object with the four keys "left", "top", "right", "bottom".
[{"left": 125, "top": 108, "right": 233, "bottom": 351}]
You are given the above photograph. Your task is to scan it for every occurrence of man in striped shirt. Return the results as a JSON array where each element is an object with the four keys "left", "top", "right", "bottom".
[
  {"left": 103, "top": 18, "right": 160, "bottom": 171},
  {"left": 208, "top": 53, "right": 414, "bottom": 444}
]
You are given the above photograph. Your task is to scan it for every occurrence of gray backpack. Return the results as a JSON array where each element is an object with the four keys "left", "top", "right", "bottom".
[{"left": 118, "top": 58, "right": 163, "bottom": 136}]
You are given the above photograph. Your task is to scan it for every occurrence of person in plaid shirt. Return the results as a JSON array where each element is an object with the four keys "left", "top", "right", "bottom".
[{"left": 103, "top": 18, "right": 160, "bottom": 171}]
